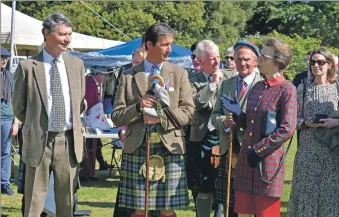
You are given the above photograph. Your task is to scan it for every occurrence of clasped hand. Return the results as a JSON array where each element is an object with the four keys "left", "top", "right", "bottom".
[
  {"left": 140, "top": 95, "right": 161, "bottom": 125},
  {"left": 305, "top": 118, "right": 339, "bottom": 128}
]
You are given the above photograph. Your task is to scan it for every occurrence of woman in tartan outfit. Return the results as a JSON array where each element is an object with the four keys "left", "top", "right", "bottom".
[{"left": 221, "top": 38, "right": 297, "bottom": 217}]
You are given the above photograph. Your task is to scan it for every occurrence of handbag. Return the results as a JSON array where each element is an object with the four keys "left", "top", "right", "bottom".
[
  {"left": 259, "top": 103, "right": 294, "bottom": 184},
  {"left": 313, "top": 82, "right": 339, "bottom": 150}
]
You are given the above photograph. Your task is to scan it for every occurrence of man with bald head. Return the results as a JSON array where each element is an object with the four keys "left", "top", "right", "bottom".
[{"left": 211, "top": 40, "right": 263, "bottom": 217}]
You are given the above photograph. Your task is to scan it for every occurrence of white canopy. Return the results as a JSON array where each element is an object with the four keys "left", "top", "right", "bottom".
[{"left": 1, "top": 3, "right": 124, "bottom": 56}]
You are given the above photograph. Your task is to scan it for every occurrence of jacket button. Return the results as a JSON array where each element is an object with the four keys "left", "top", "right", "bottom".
[{"left": 249, "top": 133, "right": 252, "bottom": 136}]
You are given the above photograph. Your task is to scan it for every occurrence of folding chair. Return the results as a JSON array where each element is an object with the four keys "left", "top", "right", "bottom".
[{"left": 108, "top": 139, "right": 123, "bottom": 178}]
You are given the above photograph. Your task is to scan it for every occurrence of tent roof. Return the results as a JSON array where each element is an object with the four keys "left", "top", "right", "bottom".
[
  {"left": 1, "top": 3, "right": 123, "bottom": 52},
  {"left": 95, "top": 37, "right": 192, "bottom": 58}
]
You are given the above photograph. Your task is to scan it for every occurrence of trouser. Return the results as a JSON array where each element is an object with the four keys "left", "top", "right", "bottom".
[
  {"left": 24, "top": 131, "right": 78, "bottom": 217},
  {"left": 1, "top": 118, "right": 13, "bottom": 185}
]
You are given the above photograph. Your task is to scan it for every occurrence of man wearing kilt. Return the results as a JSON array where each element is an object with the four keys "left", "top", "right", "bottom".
[
  {"left": 112, "top": 22, "right": 195, "bottom": 217},
  {"left": 188, "top": 40, "right": 226, "bottom": 217},
  {"left": 211, "top": 41, "right": 263, "bottom": 217}
]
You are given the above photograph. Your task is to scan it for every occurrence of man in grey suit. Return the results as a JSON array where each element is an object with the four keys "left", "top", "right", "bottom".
[
  {"left": 13, "top": 12, "right": 85, "bottom": 217},
  {"left": 211, "top": 40, "right": 262, "bottom": 217},
  {"left": 189, "top": 40, "right": 225, "bottom": 217}
]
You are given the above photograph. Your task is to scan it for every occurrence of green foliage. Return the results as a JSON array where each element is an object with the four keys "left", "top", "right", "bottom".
[{"left": 7, "top": 0, "right": 339, "bottom": 78}]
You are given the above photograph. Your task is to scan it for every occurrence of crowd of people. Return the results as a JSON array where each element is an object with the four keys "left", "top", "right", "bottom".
[{"left": 2, "top": 11, "right": 339, "bottom": 217}]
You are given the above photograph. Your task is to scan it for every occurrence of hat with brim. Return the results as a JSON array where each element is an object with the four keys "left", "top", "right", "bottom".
[
  {"left": 233, "top": 40, "right": 260, "bottom": 57},
  {"left": 1, "top": 48, "right": 11, "bottom": 57}
]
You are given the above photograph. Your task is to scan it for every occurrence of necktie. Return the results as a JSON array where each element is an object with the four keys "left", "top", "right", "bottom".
[
  {"left": 52, "top": 59, "right": 66, "bottom": 132},
  {"left": 239, "top": 79, "right": 247, "bottom": 100},
  {"left": 150, "top": 65, "right": 161, "bottom": 85},
  {"left": 208, "top": 74, "right": 213, "bottom": 83}
]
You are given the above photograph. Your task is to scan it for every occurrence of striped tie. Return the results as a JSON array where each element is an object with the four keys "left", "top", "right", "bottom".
[{"left": 52, "top": 59, "right": 66, "bottom": 132}]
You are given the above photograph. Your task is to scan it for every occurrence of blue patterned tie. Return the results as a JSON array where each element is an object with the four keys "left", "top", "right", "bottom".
[
  {"left": 151, "top": 65, "right": 161, "bottom": 85},
  {"left": 52, "top": 59, "right": 66, "bottom": 132}
]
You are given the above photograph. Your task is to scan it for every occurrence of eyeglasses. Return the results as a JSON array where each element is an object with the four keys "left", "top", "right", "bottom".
[
  {"left": 310, "top": 59, "right": 328, "bottom": 66},
  {"left": 261, "top": 54, "right": 275, "bottom": 60},
  {"left": 0, "top": 56, "right": 9, "bottom": 61},
  {"left": 225, "top": 56, "right": 234, "bottom": 61},
  {"left": 191, "top": 54, "right": 196, "bottom": 60}
]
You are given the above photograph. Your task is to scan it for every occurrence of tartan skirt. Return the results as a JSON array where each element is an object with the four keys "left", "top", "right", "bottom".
[
  {"left": 118, "top": 142, "right": 189, "bottom": 210},
  {"left": 215, "top": 153, "right": 235, "bottom": 206}
]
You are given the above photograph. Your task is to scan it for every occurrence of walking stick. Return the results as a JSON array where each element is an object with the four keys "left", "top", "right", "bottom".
[
  {"left": 226, "top": 129, "right": 233, "bottom": 217},
  {"left": 145, "top": 124, "right": 151, "bottom": 217},
  {"left": 144, "top": 75, "right": 165, "bottom": 217}
]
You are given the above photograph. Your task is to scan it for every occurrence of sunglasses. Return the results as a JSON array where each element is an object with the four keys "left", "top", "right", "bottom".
[
  {"left": 191, "top": 54, "right": 196, "bottom": 60},
  {"left": 310, "top": 59, "right": 328, "bottom": 66},
  {"left": 225, "top": 56, "right": 234, "bottom": 61},
  {"left": 0, "top": 56, "right": 9, "bottom": 61}
]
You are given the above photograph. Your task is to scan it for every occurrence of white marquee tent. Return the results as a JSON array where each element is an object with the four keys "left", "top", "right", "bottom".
[{"left": 1, "top": 3, "right": 124, "bottom": 56}]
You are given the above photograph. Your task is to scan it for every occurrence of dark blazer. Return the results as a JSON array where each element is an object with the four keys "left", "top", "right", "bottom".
[{"left": 12, "top": 52, "right": 85, "bottom": 167}]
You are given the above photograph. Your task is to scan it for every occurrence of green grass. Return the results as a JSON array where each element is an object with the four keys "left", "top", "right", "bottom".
[{"left": 2, "top": 137, "right": 297, "bottom": 217}]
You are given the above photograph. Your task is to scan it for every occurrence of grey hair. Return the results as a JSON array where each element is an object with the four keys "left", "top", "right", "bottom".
[
  {"left": 225, "top": 47, "right": 234, "bottom": 54},
  {"left": 42, "top": 12, "right": 73, "bottom": 41},
  {"left": 195, "top": 40, "right": 219, "bottom": 60}
]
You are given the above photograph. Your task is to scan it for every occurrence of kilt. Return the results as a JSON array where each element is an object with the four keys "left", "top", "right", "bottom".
[
  {"left": 188, "top": 130, "right": 219, "bottom": 193},
  {"left": 215, "top": 153, "right": 235, "bottom": 206},
  {"left": 118, "top": 142, "right": 189, "bottom": 210}
]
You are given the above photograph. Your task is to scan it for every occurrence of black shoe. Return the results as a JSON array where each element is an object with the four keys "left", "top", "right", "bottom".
[
  {"left": 99, "top": 161, "right": 114, "bottom": 170},
  {"left": 1, "top": 184, "right": 14, "bottom": 195}
]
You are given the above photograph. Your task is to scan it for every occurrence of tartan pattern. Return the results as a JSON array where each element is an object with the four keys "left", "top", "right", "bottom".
[
  {"left": 188, "top": 130, "right": 219, "bottom": 193},
  {"left": 118, "top": 142, "right": 189, "bottom": 210},
  {"left": 234, "top": 80, "right": 297, "bottom": 198},
  {"left": 215, "top": 153, "right": 235, "bottom": 205}
]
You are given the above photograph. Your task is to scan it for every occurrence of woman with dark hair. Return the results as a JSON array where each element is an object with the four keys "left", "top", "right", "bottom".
[
  {"left": 220, "top": 37, "right": 297, "bottom": 217},
  {"left": 287, "top": 47, "right": 339, "bottom": 217}
]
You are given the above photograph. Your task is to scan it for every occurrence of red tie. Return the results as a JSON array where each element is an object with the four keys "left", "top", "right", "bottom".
[{"left": 239, "top": 79, "right": 247, "bottom": 99}]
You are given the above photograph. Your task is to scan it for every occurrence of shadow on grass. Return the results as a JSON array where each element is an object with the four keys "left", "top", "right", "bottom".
[
  {"left": 281, "top": 201, "right": 289, "bottom": 208},
  {"left": 79, "top": 201, "right": 115, "bottom": 208},
  {"left": 80, "top": 178, "right": 120, "bottom": 188},
  {"left": 284, "top": 180, "right": 292, "bottom": 185}
]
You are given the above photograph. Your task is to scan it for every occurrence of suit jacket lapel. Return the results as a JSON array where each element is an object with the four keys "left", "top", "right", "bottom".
[
  {"left": 133, "top": 62, "right": 148, "bottom": 97},
  {"left": 63, "top": 54, "right": 77, "bottom": 114},
  {"left": 197, "top": 71, "right": 208, "bottom": 85},
  {"left": 33, "top": 52, "right": 48, "bottom": 114}
]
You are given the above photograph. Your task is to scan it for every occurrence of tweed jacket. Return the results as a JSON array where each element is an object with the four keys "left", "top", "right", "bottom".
[
  {"left": 234, "top": 78, "right": 297, "bottom": 198},
  {"left": 189, "top": 71, "right": 226, "bottom": 142},
  {"left": 12, "top": 52, "right": 85, "bottom": 167},
  {"left": 211, "top": 71, "right": 263, "bottom": 155},
  {"left": 220, "top": 68, "right": 238, "bottom": 80},
  {"left": 111, "top": 61, "right": 195, "bottom": 154}
]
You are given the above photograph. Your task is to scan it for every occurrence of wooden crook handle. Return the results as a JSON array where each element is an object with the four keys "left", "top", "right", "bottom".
[{"left": 148, "top": 75, "right": 165, "bottom": 88}]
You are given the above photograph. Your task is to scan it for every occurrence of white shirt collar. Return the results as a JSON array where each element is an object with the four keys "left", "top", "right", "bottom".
[
  {"left": 42, "top": 49, "right": 64, "bottom": 64},
  {"left": 237, "top": 67, "right": 258, "bottom": 86},
  {"left": 144, "top": 58, "right": 163, "bottom": 73}
]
